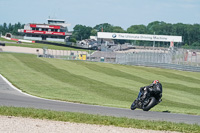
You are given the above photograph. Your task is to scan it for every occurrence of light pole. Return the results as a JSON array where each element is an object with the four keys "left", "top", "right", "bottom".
[{"left": 153, "top": 32, "right": 155, "bottom": 48}]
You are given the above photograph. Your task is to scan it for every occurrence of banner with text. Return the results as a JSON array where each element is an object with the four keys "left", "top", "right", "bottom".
[
  {"left": 24, "top": 30, "right": 65, "bottom": 36},
  {"left": 97, "top": 32, "right": 182, "bottom": 42}
]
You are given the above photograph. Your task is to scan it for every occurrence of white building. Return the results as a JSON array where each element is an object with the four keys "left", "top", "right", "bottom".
[{"left": 18, "top": 19, "right": 72, "bottom": 42}]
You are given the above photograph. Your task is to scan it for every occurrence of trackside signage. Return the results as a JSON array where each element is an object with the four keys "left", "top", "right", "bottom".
[
  {"left": 30, "top": 24, "right": 61, "bottom": 29},
  {"left": 24, "top": 30, "right": 65, "bottom": 35},
  {"left": 97, "top": 32, "right": 182, "bottom": 42}
]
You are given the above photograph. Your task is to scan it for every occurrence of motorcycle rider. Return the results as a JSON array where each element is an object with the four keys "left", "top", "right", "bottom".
[{"left": 137, "top": 80, "right": 162, "bottom": 103}]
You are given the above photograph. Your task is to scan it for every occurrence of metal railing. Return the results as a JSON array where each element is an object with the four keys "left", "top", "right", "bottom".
[{"left": 41, "top": 48, "right": 200, "bottom": 72}]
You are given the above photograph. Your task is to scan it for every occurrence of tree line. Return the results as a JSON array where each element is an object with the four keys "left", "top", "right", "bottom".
[
  {"left": 1, "top": 21, "right": 200, "bottom": 48},
  {"left": 0, "top": 22, "right": 24, "bottom": 36},
  {"left": 72, "top": 21, "right": 200, "bottom": 48}
]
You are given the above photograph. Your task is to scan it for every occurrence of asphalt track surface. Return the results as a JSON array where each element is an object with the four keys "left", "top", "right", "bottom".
[{"left": 0, "top": 75, "right": 200, "bottom": 125}]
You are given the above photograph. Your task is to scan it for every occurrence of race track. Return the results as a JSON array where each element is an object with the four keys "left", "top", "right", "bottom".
[{"left": 0, "top": 74, "right": 200, "bottom": 125}]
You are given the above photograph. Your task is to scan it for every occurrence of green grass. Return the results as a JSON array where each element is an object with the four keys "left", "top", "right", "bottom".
[
  {"left": 0, "top": 106, "right": 199, "bottom": 133},
  {"left": 0, "top": 37, "right": 88, "bottom": 51},
  {"left": 0, "top": 52, "right": 200, "bottom": 115}
]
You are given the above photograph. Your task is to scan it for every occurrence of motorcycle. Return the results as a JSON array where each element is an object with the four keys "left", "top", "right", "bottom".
[{"left": 130, "top": 91, "right": 162, "bottom": 111}]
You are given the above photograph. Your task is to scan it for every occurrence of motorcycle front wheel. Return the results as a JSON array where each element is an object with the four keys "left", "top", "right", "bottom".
[
  {"left": 130, "top": 100, "right": 137, "bottom": 110},
  {"left": 142, "top": 97, "right": 157, "bottom": 111}
]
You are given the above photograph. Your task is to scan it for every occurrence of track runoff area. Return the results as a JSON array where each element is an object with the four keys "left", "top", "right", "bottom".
[{"left": 0, "top": 74, "right": 199, "bottom": 125}]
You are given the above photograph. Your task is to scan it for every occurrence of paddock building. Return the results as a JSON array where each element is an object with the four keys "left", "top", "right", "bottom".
[{"left": 18, "top": 19, "right": 71, "bottom": 42}]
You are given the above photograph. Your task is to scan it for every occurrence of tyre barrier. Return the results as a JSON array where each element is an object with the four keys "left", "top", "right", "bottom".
[{"left": 0, "top": 43, "right": 5, "bottom": 46}]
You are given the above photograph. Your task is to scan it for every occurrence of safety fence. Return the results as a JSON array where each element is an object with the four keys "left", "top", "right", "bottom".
[
  {"left": 41, "top": 49, "right": 88, "bottom": 60},
  {"left": 115, "top": 49, "right": 200, "bottom": 72},
  {"left": 41, "top": 48, "right": 200, "bottom": 72}
]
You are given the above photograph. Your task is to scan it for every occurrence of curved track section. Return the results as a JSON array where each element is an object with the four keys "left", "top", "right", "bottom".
[{"left": 0, "top": 75, "right": 199, "bottom": 125}]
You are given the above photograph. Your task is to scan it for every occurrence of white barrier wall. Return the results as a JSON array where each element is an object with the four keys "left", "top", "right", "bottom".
[
  {"left": 24, "top": 36, "right": 42, "bottom": 41},
  {"left": 2, "top": 36, "right": 35, "bottom": 43},
  {"left": 46, "top": 38, "right": 65, "bottom": 42}
]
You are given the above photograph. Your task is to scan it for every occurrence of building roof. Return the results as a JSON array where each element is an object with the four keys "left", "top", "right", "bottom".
[{"left": 47, "top": 19, "right": 65, "bottom": 22}]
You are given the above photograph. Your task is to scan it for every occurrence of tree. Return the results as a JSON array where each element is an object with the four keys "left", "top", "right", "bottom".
[
  {"left": 93, "top": 23, "right": 113, "bottom": 32},
  {"left": 192, "top": 42, "right": 200, "bottom": 46},
  {"left": 70, "top": 38, "right": 77, "bottom": 43},
  {"left": 0, "top": 22, "right": 24, "bottom": 36},
  {"left": 161, "top": 23, "right": 173, "bottom": 35},
  {"left": 90, "top": 29, "right": 97, "bottom": 36},
  {"left": 112, "top": 26, "right": 125, "bottom": 33},
  {"left": 72, "top": 24, "right": 92, "bottom": 41},
  {"left": 2, "top": 23, "right": 7, "bottom": 35},
  {"left": 127, "top": 25, "right": 147, "bottom": 34},
  {"left": 147, "top": 21, "right": 174, "bottom": 35}
]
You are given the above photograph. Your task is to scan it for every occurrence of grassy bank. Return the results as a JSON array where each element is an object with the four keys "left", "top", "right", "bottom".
[
  {"left": 0, "top": 106, "right": 199, "bottom": 133},
  {"left": 0, "top": 52, "right": 200, "bottom": 115},
  {"left": 0, "top": 37, "right": 88, "bottom": 51}
]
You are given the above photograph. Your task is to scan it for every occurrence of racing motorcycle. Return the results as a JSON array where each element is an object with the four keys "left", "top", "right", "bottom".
[{"left": 130, "top": 91, "right": 162, "bottom": 111}]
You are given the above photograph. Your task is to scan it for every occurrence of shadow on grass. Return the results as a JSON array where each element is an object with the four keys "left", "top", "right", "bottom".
[{"left": 162, "top": 110, "right": 171, "bottom": 113}]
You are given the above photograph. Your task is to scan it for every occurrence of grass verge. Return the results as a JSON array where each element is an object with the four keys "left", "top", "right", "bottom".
[
  {"left": 0, "top": 53, "right": 200, "bottom": 115},
  {"left": 0, "top": 106, "right": 199, "bottom": 133}
]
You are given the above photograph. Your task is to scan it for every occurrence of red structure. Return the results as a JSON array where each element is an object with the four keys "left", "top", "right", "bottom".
[{"left": 18, "top": 19, "right": 71, "bottom": 42}]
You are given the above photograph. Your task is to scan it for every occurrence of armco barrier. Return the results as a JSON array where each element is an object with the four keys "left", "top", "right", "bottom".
[
  {"left": 2, "top": 36, "right": 35, "bottom": 43},
  {"left": 125, "top": 62, "right": 200, "bottom": 72}
]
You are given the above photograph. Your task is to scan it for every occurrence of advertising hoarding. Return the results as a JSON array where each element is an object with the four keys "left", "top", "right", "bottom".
[
  {"left": 24, "top": 30, "right": 65, "bottom": 35},
  {"left": 97, "top": 32, "right": 182, "bottom": 42},
  {"left": 30, "top": 24, "right": 61, "bottom": 29}
]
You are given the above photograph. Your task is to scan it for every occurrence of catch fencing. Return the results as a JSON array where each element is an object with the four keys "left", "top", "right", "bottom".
[
  {"left": 115, "top": 49, "right": 200, "bottom": 72},
  {"left": 41, "top": 48, "right": 88, "bottom": 60},
  {"left": 41, "top": 48, "right": 200, "bottom": 72}
]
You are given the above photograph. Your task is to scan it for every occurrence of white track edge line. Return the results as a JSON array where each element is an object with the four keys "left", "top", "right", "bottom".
[{"left": 0, "top": 74, "right": 120, "bottom": 109}]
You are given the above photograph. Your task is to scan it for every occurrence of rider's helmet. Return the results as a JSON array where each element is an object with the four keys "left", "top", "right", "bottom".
[{"left": 153, "top": 80, "right": 159, "bottom": 84}]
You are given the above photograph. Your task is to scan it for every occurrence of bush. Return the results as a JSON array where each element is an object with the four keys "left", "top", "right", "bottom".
[
  {"left": 70, "top": 38, "right": 77, "bottom": 43},
  {"left": 192, "top": 42, "right": 200, "bottom": 47}
]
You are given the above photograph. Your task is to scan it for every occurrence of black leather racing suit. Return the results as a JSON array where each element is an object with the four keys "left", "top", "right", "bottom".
[{"left": 139, "top": 83, "right": 162, "bottom": 101}]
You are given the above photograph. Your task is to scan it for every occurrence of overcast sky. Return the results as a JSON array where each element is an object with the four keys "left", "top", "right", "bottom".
[{"left": 0, "top": 0, "right": 199, "bottom": 31}]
